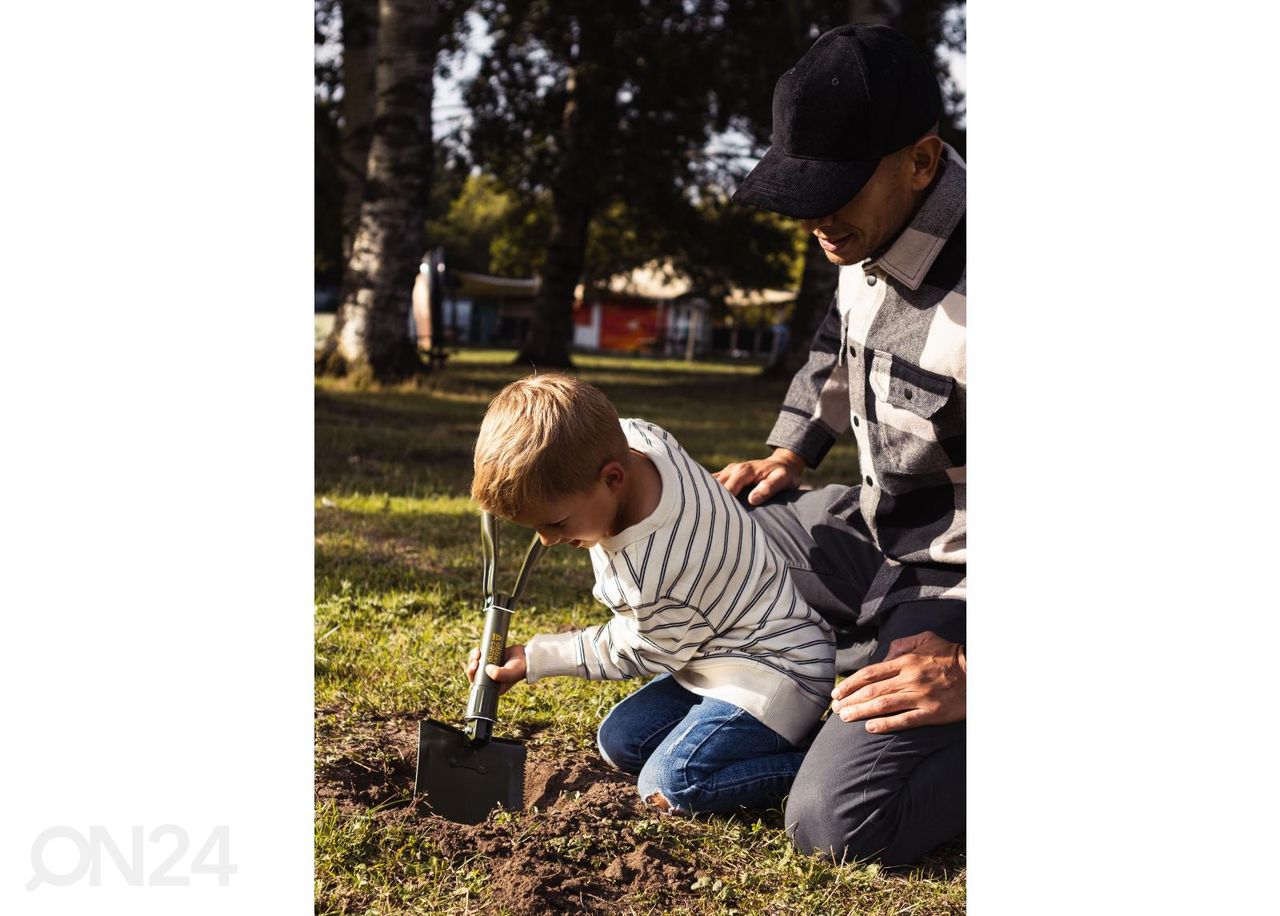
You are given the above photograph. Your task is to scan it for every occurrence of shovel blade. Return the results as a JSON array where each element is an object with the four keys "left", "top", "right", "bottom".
[{"left": 414, "top": 719, "right": 525, "bottom": 825}]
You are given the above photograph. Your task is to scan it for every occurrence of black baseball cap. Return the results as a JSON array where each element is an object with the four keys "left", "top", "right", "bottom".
[{"left": 732, "top": 24, "right": 942, "bottom": 220}]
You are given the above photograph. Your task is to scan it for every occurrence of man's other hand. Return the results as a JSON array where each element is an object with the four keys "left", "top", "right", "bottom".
[
  {"left": 713, "top": 447, "right": 805, "bottom": 505},
  {"left": 829, "top": 630, "right": 966, "bottom": 733}
]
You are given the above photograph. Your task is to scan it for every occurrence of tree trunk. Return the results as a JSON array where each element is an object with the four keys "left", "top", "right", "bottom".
[
  {"left": 338, "top": 0, "right": 379, "bottom": 261},
  {"left": 318, "top": 0, "right": 439, "bottom": 383},
  {"left": 517, "top": 162, "right": 591, "bottom": 368},
  {"left": 763, "top": 235, "right": 839, "bottom": 378},
  {"left": 515, "top": 22, "right": 616, "bottom": 370}
]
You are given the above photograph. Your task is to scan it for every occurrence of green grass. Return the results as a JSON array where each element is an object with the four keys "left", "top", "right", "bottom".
[{"left": 315, "top": 348, "right": 964, "bottom": 914}]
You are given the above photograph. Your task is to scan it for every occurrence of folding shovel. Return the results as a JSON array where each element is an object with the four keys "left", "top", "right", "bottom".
[{"left": 414, "top": 511, "right": 544, "bottom": 824}]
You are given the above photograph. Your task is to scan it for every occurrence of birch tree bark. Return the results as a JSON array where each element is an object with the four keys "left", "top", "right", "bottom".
[{"left": 318, "top": 0, "right": 440, "bottom": 382}]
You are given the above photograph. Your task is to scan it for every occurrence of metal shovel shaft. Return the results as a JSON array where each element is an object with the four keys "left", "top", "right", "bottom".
[
  {"left": 464, "top": 595, "right": 512, "bottom": 743},
  {"left": 464, "top": 532, "right": 545, "bottom": 743}
]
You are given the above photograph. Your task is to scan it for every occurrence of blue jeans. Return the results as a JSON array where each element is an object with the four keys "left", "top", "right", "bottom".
[{"left": 596, "top": 674, "right": 808, "bottom": 814}]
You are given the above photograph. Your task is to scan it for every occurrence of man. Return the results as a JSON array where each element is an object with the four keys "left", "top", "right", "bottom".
[{"left": 716, "top": 23, "right": 966, "bottom": 866}]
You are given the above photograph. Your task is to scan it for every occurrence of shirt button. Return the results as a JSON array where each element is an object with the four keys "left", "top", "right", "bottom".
[
  {"left": 865, "top": 475, "right": 873, "bottom": 486},
  {"left": 903, "top": 388, "right": 913, "bottom": 400},
  {"left": 848, "top": 344, "right": 856, "bottom": 359},
  {"left": 866, "top": 275, "right": 877, "bottom": 286},
  {"left": 852, "top": 415, "right": 859, "bottom": 427}
]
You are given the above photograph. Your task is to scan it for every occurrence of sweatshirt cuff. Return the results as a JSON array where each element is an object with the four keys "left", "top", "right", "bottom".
[
  {"left": 524, "top": 632, "right": 586, "bottom": 684},
  {"left": 766, "top": 410, "right": 836, "bottom": 469}
]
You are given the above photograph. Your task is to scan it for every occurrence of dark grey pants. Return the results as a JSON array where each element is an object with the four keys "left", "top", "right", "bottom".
[{"left": 746, "top": 485, "right": 965, "bottom": 866}]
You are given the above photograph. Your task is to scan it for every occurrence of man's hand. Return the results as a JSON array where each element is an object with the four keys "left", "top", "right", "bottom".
[
  {"left": 465, "top": 643, "right": 527, "bottom": 695},
  {"left": 829, "top": 630, "right": 966, "bottom": 734},
  {"left": 713, "top": 447, "right": 806, "bottom": 505}
]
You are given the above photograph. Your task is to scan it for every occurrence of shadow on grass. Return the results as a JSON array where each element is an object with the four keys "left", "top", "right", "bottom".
[
  {"left": 908, "top": 836, "right": 966, "bottom": 882},
  {"left": 316, "top": 354, "right": 856, "bottom": 500}
]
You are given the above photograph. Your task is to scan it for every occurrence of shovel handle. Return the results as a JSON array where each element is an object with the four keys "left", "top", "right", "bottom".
[
  {"left": 510, "top": 534, "right": 545, "bottom": 605},
  {"left": 467, "top": 523, "right": 543, "bottom": 745},
  {"left": 465, "top": 593, "right": 513, "bottom": 744},
  {"left": 480, "top": 511, "right": 498, "bottom": 604}
]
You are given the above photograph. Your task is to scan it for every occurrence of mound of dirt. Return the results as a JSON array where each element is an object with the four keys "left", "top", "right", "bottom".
[
  {"left": 316, "top": 715, "right": 700, "bottom": 912},
  {"left": 522, "top": 751, "right": 621, "bottom": 810},
  {"left": 420, "top": 750, "right": 696, "bottom": 913}
]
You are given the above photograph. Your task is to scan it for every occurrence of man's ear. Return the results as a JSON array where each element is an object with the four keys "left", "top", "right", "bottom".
[
  {"left": 908, "top": 135, "right": 944, "bottom": 191},
  {"left": 600, "top": 460, "right": 626, "bottom": 492}
]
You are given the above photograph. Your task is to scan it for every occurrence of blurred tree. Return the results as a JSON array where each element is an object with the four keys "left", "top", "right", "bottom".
[
  {"left": 465, "top": 0, "right": 759, "bottom": 367},
  {"left": 424, "top": 168, "right": 798, "bottom": 317},
  {"left": 615, "top": 198, "right": 801, "bottom": 314},
  {"left": 317, "top": 0, "right": 472, "bottom": 382},
  {"left": 424, "top": 172, "right": 551, "bottom": 277}
]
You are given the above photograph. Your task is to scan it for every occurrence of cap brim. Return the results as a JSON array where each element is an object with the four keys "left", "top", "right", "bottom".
[{"left": 732, "top": 148, "right": 879, "bottom": 220}]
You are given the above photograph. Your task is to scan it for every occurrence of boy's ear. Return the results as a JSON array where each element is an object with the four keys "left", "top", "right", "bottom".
[{"left": 600, "top": 460, "right": 626, "bottom": 492}]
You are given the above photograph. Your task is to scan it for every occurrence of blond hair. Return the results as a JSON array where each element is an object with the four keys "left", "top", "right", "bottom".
[{"left": 471, "top": 374, "right": 629, "bottom": 519}]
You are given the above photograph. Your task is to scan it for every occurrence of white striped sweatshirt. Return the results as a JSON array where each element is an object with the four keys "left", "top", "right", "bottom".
[{"left": 524, "top": 418, "right": 835, "bottom": 745}]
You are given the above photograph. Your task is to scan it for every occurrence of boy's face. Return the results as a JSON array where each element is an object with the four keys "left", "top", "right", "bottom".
[{"left": 512, "top": 476, "right": 621, "bottom": 550}]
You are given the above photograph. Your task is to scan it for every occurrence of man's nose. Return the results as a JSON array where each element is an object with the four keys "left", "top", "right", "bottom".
[
  {"left": 800, "top": 215, "right": 831, "bottom": 234},
  {"left": 537, "top": 532, "right": 557, "bottom": 547}
]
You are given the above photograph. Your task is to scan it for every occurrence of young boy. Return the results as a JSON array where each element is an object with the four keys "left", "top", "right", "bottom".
[{"left": 466, "top": 374, "right": 834, "bottom": 814}]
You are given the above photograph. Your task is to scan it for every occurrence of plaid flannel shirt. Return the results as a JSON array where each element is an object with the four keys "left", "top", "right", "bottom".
[{"left": 767, "top": 143, "right": 966, "bottom": 621}]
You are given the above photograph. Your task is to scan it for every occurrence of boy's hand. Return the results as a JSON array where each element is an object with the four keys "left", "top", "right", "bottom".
[
  {"left": 713, "top": 447, "right": 805, "bottom": 505},
  {"left": 465, "top": 643, "right": 527, "bottom": 695}
]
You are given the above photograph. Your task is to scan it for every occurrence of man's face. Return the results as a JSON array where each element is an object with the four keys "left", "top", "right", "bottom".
[
  {"left": 513, "top": 481, "right": 619, "bottom": 550},
  {"left": 800, "top": 147, "right": 920, "bottom": 267}
]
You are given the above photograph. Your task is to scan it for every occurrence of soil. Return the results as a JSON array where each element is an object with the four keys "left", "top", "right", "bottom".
[
  {"left": 316, "top": 713, "right": 705, "bottom": 912},
  {"left": 315, "top": 713, "right": 964, "bottom": 914},
  {"left": 429, "top": 756, "right": 695, "bottom": 914}
]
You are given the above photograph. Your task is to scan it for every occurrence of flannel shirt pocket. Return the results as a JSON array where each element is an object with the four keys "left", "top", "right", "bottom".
[
  {"left": 867, "top": 349, "right": 959, "bottom": 485},
  {"left": 869, "top": 350, "right": 953, "bottom": 416}
]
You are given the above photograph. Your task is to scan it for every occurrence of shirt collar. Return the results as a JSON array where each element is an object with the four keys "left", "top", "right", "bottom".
[{"left": 868, "top": 142, "right": 966, "bottom": 291}]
